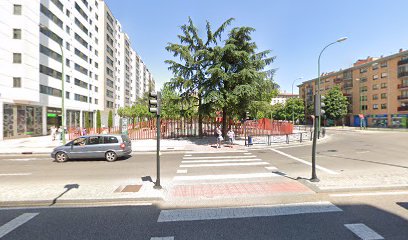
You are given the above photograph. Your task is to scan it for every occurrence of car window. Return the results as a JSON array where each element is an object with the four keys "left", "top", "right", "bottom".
[
  {"left": 121, "top": 135, "right": 130, "bottom": 143},
  {"left": 103, "top": 136, "right": 118, "bottom": 144},
  {"left": 73, "top": 137, "right": 86, "bottom": 146},
  {"left": 87, "top": 136, "right": 102, "bottom": 145}
]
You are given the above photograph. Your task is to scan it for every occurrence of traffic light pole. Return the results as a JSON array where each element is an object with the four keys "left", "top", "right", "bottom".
[
  {"left": 311, "top": 94, "right": 320, "bottom": 182},
  {"left": 154, "top": 113, "right": 161, "bottom": 189}
]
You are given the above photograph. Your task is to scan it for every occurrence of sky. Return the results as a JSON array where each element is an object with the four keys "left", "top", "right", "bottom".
[{"left": 104, "top": 0, "right": 408, "bottom": 94}]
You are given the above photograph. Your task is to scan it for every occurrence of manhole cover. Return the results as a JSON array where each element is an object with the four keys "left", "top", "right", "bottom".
[{"left": 116, "top": 185, "right": 142, "bottom": 193}]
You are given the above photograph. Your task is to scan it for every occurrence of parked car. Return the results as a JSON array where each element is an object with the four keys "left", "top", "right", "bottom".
[{"left": 51, "top": 134, "right": 132, "bottom": 162}]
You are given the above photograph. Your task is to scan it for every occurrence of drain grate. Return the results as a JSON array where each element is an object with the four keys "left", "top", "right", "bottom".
[{"left": 115, "top": 185, "right": 142, "bottom": 193}]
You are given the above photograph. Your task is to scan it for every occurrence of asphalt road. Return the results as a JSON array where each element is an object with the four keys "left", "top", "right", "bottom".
[{"left": 1, "top": 129, "right": 408, "bottom": 239}]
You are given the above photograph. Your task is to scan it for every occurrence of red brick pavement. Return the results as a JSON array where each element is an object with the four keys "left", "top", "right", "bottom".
[{"left": 169, "top": 181, "right": 313, "bottom": 198}]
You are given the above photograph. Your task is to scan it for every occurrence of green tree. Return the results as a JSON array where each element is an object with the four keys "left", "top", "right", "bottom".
[
  {"left": 96, "top": 110, "right": 101, "bottom": 132},
  {"left": 271, "top": 103, "right": 287, "bottom": 120},
  {"left": 108, "top": 110, "right": 113, "bottom": 129},
  {"left": 161, "top": 82, "right": 182, "bottom": 119},
  {"left": 84, "top": 112, "right": 90, "bottom": 129},
  {"left": 285, "top": 98, "right": 305, "bottom": 123},
  {"left": 165, "top": 17, "right": 234, "bottom": 137},
  {"left": 323, "top": 85, "right": 348, "bottom": 124},
  {"left": 205, "top": 26, "right": 275, "bottom": 136}
]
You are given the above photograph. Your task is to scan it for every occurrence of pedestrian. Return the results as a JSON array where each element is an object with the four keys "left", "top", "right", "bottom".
[
  {"left": 227, "top": 128, "right": 235, "bottom": 147},
  {"left": 82, "top": 128, "right": 87, "bottom": 136},
  {"left": 50, "top": 126, "right": 57, "bottom": 141},
  {"left": 58, "top": 126, "right": 63, "bottom": 141},
  {"left": 215, "top": 126, "right": 223, "bottom": 148}
]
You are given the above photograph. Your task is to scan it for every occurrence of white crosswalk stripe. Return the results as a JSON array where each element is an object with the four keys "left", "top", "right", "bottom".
[
  {"left": 183, "top": 155, "right": 256, "bottom": 159},
  {"left": 173, "top": 172, "right": 278, "bottom": 181},
  {"left": 181, "top": 159, "right": 262, "bottom": 163},
  {"left": 344, "top": 223, "right": 384, "bottom": 240},
  {"left": 180, "top": 162, "right": 269, "bottom": 168},
  {"left": 0, "top": 213, "right": 39, "bottom": 238}
]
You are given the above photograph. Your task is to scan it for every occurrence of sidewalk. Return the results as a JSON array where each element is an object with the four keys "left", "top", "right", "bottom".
[{"left": 0, "top": 132, "right": 314, "bottom": 155}]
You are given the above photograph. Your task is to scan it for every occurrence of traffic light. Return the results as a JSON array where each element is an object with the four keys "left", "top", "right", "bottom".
[
  {"left": 246, "top": 111, "right": 250, "bottom": 120},
  {"left": 314, "top": 95, "right": 325, "bottom": 116},
  {"left": 149, "top": 91, "right": 161, "bottom": 115}
]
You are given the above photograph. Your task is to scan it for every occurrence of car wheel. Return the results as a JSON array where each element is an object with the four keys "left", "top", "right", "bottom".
[
  {"left": 55, "top": 152, "right": 68, "bottom": 163},
  {"left": 105, "top": 151, "right": 117, "bottom": 162}
]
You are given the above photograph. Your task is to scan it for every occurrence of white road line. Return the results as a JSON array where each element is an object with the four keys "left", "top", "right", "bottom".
[
  {"left": 271, "top": 149, "right": 338, "bottom": 175},
  {"left": 183, "top": 155, "right": 256, "bottom": 160},
  {"left": 344, "top": 223, "right": 384, "bottom": 240},
  {"left": 184, "top": 154, "right": 192, "bottom": 157},
  {"left": 0, "top": 203, "right": 153, "bottom": 211},
  {"left": 150, "top": 237, "right": 174, "bottom": 240},
  {"left": 185, "top": 150, "right": 248, "bottom": 154},
  {"left": 180, "top": 162, "right": 269, "bottom": 168},
  {"left": 0, "top": 173, "right": 32, "bottom": 176},
  {"left": 331, "top": 191, "right": 408, "bottom": 197},
  {"left": 0, "top": 213, "right": 39, "bottom": 238},
  {"left": 176, "top": 169, "right": 188, "bottom": 174},
  {"left": 244, "top": 153, "right": 252, "bottom": 155},
  {"left": 173, "top": 172, "right": 278, "bottom": 181},
  {"left": 265, "top": 166, "right": 278, "bottom": 171},
  {"left": 3, "top": 158, "right": 47, "bottom": 161},
  {"left": 181, "top": 159, "right": 262, "bottom": 163},
  {"left": 157, "top": 201, "right": 342, "bottom": 222}
]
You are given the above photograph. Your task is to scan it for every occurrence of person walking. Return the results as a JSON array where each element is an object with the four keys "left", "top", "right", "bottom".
[
  {"left": 57, "top": 126, "right": 63, "bottom": 141},
  {"left": 215, "top": 126, "right": 223, "bottom": 148},
  {"left": 227, "top": 128, "right": 235, "bottom": 147},
  {"left": 50, "top": 126, "right": 57, "bottom": 141}
]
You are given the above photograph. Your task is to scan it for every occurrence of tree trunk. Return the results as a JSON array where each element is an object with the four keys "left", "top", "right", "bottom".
[
  {"left": 222, "top": 107, "right": 227, "bottom": 138},
  {"left": 198, "top": 96, "right": 203, "bottom": 138}
]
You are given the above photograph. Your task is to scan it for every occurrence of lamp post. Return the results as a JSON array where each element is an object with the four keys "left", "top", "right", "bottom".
[
  {"left": 312, "top": 37, "right": 347, "bottom": 182},
  {"left": 292, "top": 77, "right": 303, "bottom": 125},
  {"left": 317, "top": 37, "right": 348, "bottom": 136},
  {"left": 39, "top": 24, "right": 66, "bottom": 144}
]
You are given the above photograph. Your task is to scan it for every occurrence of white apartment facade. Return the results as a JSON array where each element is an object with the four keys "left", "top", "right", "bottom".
[
  {"left": 270, "top": 92, "right": 299, "bottom": 105},
  {"left": 0, "top": 0, "right": 155, "bottom": 140}
]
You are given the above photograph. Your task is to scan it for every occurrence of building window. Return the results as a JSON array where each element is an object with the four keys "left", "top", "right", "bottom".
[
  {"left": 39, "top": 26, "right": 63, "bottom": 45},
  {"left": 372, "top": 94, "right": 378, "bottom": 100},
  {"left": 372, "top": 84, "right": 379, "bottom": 90},
  {"left": 74, "top": 33, "right": 88, "bottom": 48},
  {"left": 74, "top": 78, "right": 88, "bottom": 89},
  {"left": 381, "top": 104, "right": 387, "bottom": 109},
  {"left": 40, "top": 4, "right": 63, "bottom": 29},
  {"left": 66, "top": 91, "right": 70, "bottom": 99},
  {"left": 74, "top": 17, "right": 88, "bottom": 35},
  {"left": 65, "top": 59, "right": 70, "bottom": 67},
  {"left": 66, "top": 9, "right": 70, "bottom": 17},
  {"left": 40, "top": 64, "right": 62, "bottom": 79},
  {"left": 373, "top": 75, "right": 378, "bottom": 80},
  {"left": 381, "top": 93, "right": 387, "bottom": 99},
  {"left": 381, "top": 72, "right": 388, "bottom": 78},
  {"left": 13, "top": 4, "right": 22, "bottom": 15},
  {"left": 381, "top": 83, "right": 387, "bottom": 89},
  {"left": 75, "top": 48, "right": 88, "bottom": 62},
  {"left": 373, "top": 104, "right": 378, "bottom": 110},
  {"left": 13, "top": 77, "right": 21, "bottom": 88},
  {"left": 360, "top": 68, "right": 367, "bottom": 73},
  {"left": 362, "top": 105, "right": 368, "bottom": 110},
  {"left": 66, "top": 42, "right": 70, "bottom": 51},
  {"left": 13, "top": 53, "right": 22, "bottom": 63},
  {"left": 360, "top": 86, "right": 368, "bottom": 93},
  {"left": 13, "top": 29, "right": 21, "bottom": 39},
  {"left": 74, "top": 94, "right": 88, "bottom": 103},
  {"left": 51, "top": 0, "right": 63, "bottom": 11},
  {"left": 66, "top": 25, "right": 70, "bottom": 34},
  {"left": 40, "top": 84, "right": 62, "bottom": 97},
  {"left": 75, "top": 63, "right": 88, "bottom": 75},
  {"left": 95, "top": 99, "right": 98, "bottom": 104},
  {"left": 66, "top": 75, "right": 70, "bottom": 83},
  {"left": 372, "top": 64, "right": 379, "bottom": 70},
  {"left": 75, "top": 2, "right": 88, "bottom": 21},
  {"left": 381, "top": 62, "right": 387, "bottom": 68},
  {"left": 40, "top": 44, "right": 62, "bottom": 62},
  {"left": 360, "top": 96, "right": 367, "bottom": 101}
]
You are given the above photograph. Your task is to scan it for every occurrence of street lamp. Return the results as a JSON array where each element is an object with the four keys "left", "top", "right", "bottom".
[
  {"left": 39, "top": 24, "right": 66, "bottom": 144},
  {"left": 292, "top": 77, "right": 303, "bottom": 125},
  {"left": 312, "top": 37, "right": 348, "bottom": 182}
]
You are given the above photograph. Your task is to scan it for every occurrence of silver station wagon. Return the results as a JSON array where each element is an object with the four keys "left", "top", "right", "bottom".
[{"left": 51, "top": 134, "right": 132, "bottom": 162}]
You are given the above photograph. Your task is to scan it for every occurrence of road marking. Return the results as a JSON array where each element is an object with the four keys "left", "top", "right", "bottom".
[
  {"left": 184, "top": 154, "right": 192, "bottom": 157},
  {"left": 157, "top": 201, "right": 342, "bottom": 222},
  {"left": 244, "top": 153, "right": 252, "bottom": 155},
  {"left": 344, "top": 223, "right": 384, "bottom": 240},
  {"left": 180, "top": 162, "right": 269, "bottom": 168},
  {"left": 0, "top": 203, "right": 153, "bottom": 211},
  {"left": 265, "top": 166, "right": 278, "bottom": 171},
  {"left": 331, "top": 191, "right": 408, "bottom": 197},
  {"left": 0, "top": 213, "right": 39, "bottom": 238},
  {"left": 185, "top": 150, "right": 248, "bottom": 154},
  {"left": 150, "top": 237, "right": 174, "bottom": 240},
  {"left": 176, "top": 169, "right": 187, "bottom": 174},
  {"left": 0, "top": 173, "right": 32, "bottom": 176},
  {"left": 271, "top": 149, "right": 338, "bottom": 175},
  {"left": 183, "top": 155, "right": 256, "bottom": 160},
  {"left": 173, "top": 172, "right": 278, "bottom": 181},
  {"left": 182, "top": 159, "right": 262, "bottom": 163},
  {"left": 2, "top": 158, "right": 47, "bottom": 161}
]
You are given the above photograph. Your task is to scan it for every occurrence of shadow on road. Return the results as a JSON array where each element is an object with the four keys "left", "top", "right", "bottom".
[{"left": 50, "top": 184, "right": 79, "bottom": 206}]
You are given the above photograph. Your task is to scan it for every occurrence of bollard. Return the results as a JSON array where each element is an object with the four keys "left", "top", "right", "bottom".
[
  {"left": 267, "top": 135, "right": 271, "bottom": 146},
  {"left": 300, "top": 133, "right": 303, "bottom": 143},
  {"left": 322, "top": 127, "right": 326, "bottom": 138},
  {"left": 286, "top": 134, "right": 289, "bottom": 144},
  {"left": 310, "top": 130, "right": 313, "bottom": 141}
]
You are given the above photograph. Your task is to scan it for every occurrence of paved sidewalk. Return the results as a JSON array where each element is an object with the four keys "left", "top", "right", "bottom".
[{"left": 0, "top": 132, "right": 314, "bottom": 155}]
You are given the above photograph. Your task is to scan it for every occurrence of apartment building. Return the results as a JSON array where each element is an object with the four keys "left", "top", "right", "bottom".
[
  {"left": 0, "top": 0, "right": 155, "bottom": 140},
  {"left": 298, "top": 49, "right": 408, "bottom": 128},
  {"left": 271, "top": 92, "right": 298, "bottom": 106}
]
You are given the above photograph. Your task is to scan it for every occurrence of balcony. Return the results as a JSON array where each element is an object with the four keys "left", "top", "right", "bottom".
[
  {"left": 343, "top": 83, "right": 353, "bottom": 89},
  {"left": 398, "top": 71, "right": 408, "bottom": 78},
  {"left": 398, "top": 84, "right": 408, "bottom": 89},
  {"left": 398, "top": 106, "right": 408, "bottom": 111},
  {"left": 398, "top": 58, "right": 408, "bottom": 66},
  {"left": 397, "top": 95, "right": 408, "bottom": 100}
]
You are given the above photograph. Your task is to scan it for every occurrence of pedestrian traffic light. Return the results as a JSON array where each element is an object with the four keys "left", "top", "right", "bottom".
[
  {"left": 245, "top": 111, "right": 250, "bottom": 120},
  {"left": 149, "top": 91, "right": 161, "bottom": 115},
  {"left": 314, "top": 94, "right": 325, "bottom": 116}
]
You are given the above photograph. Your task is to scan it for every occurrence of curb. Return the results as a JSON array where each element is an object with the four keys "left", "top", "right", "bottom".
[{"left": 0, "top": 196, "right": 164, "bottom": 208}]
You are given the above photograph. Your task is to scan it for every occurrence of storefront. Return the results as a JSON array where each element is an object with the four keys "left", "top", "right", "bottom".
[
  {"left": 368, "top": 114, "right": 388, "bottom": 128},
  {"left": 66, "top": 110, "right": 80, "bottom": 129},
  {"left": 46, "top": 107, "right": 62, "bottom": 131},
  {"left": 391, "top": 114, "right": 408, "bottom": 128},
  {"left": 3, "top": 104, "right": 43, "bottom": 139}
]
